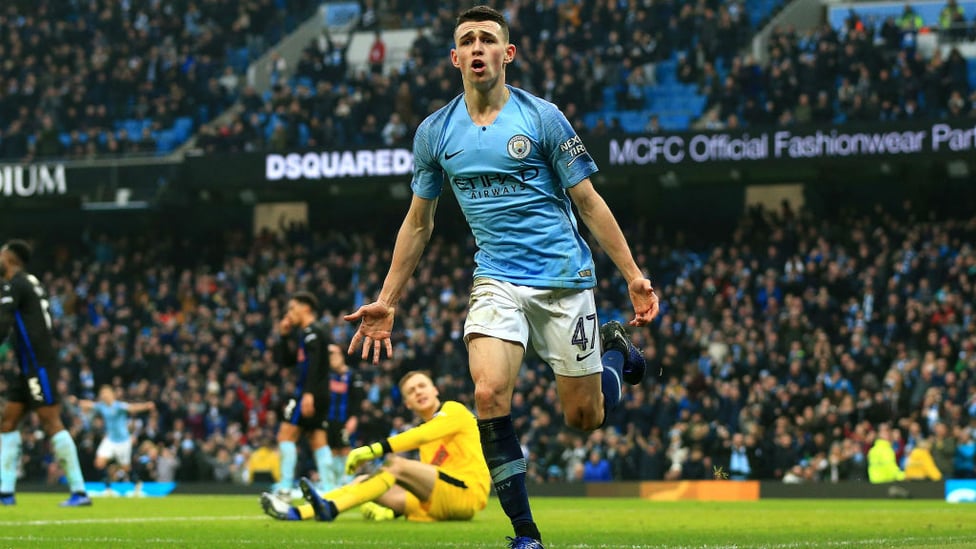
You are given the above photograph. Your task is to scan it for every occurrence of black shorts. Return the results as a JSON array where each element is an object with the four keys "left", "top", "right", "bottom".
[
  {"left": 282, "top": 394, "right": 329, "bottom": 432},
  {"left": 326, "top": 421, "right": 351, "bottom": 449},
  {"left": 7, "top": 368, "right": 60, "bottom": 408}
]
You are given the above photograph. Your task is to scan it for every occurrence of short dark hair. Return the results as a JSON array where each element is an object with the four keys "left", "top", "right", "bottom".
[
  {"left": 3, "top": 239, "right": 31, "bottom": 266},
  {"left": 455, "top": 5, "right": 509, "bottom": 43},
  {"left": 290, "top": 291, "right": 319, "bottom": 314},
  {"left": 399, "top": 370, "right": 433, "bottom": 392}
]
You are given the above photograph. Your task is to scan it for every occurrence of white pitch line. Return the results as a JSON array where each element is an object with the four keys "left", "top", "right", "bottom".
[
  {"left": 0, "top": 515, "right": 253, "bottom": 527},
  {"left": 650, "top": 537, "right": 976, "bottom": 549},
  {"left": 0, "top": 540, "right": 974, "bottom": 549},
  {"left": 0, "top": 517, "right": 973, "bottom": 549}
]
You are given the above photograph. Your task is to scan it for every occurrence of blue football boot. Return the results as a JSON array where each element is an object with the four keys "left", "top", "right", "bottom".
[
  {"left": 600, "top": 320, "right": 647, "bottom": 384},
  {"left": 298, "top": 477, "right": 335, "bottom": 521},
  {"left": 506, "top": 537, "right": 545, "bottom": 549},
  {"left": 60, "top": 493, "right": 93, "bottom": 507}
]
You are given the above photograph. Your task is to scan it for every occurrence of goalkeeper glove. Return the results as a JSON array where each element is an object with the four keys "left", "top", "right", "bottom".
[
  {"left": 360, "top": 501, "right": 396, "bottom": 521},
  {"left": 345, "top": 442, "right": 385, "bottom": 475}
]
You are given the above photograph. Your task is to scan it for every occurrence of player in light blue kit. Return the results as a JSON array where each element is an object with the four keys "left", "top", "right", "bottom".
[
  {"left": 74, "top": 385, "right": 155, "bottom": 492},
  {"left": 344, "top": 6, "right": 658, "bottom": 548}
]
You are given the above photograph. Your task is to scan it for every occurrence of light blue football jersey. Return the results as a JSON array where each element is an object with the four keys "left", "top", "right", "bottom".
[
  {"left": 95, "top": 401, "right": 131, "bottom": 443},
  {"left": 411, "top": 85, "right": 599, "bottom": 289}
]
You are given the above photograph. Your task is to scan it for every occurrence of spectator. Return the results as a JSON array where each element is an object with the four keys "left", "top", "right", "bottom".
[
  {"left": 582, "top": 450, "right": 612, "bottom": 482},
  {"left": 381, "top": 113, "right": 408, "bottom": 147},
  {"left": 953, "top": 427, "right": 976, "bottom": 478},
  {"left": 153, "top": 446, "right": 178, "bottom": 484},
  {"left": 794, "top": 93, "right": 812, "bottom": 124},
  {"left": 724, "top": 433, "right": 753, "bottom": 480},
  {"left": 940, "top": 0, "right": 966, "bottom": 40},
  {"left": 35, "top": 115, "right": 63, "bottom": 159},
  {"left": 368, "top": 31, "right": 386, "bottom": 76},
  {"left": 932, "top": 422, "right": 957, "bottom": 478},
  {"left": 680, "top": 446, "right": 709, "bottom": 480},
  {"left": 868, "top": 424, "right": 906, "bottom": 483},
  {"left": 903, "top": 439, "right": 943, "bottom": 481},
  {"left": 898, "top": 4, "right": 925, "bottom": 33}
]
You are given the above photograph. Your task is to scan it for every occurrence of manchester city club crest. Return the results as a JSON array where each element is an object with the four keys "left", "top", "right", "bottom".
[{"left": 507, "top": 135, "right": 531, "bottom": 159}]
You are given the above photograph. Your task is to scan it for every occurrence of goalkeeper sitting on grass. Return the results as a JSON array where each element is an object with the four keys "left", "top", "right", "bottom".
[{"left": 262, "top": 370, "right": 490, "bottom": 522}]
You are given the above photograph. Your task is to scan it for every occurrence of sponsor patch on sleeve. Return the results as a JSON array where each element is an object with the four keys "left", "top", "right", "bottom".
[{"left": 560, "top": 135, "right": 589, "bottom": 166}]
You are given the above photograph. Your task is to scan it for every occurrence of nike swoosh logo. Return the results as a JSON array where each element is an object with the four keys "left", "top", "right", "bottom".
[
  {"left": 444, "top": 149, "right": 464, "bottom": 160},
  {"left": 576, "top": 351, "right": 595, "bottom": 361}
]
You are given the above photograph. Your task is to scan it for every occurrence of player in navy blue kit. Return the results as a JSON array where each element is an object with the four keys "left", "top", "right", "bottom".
[
  {"left": 273, "top": 292, "right": 336, "bottom": 498},
  {"left": 0, "top": 239, "right": 92, "bottom": 507},
  {"left": 319, "top": 343, "right": 366, "bottom": 490},
  {"left": 344, "top": 6, "right": 657, "bottom": 548}
]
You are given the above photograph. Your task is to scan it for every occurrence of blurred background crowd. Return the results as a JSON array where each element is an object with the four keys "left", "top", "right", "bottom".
[
  {"left": 3, "top": 198, "right": 975, "bottom": 487},
  {"left": 4, "top": 0, "right": 976, "bottom": 160}
]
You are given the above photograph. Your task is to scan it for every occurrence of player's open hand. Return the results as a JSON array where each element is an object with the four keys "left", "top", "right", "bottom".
[
  {"left": 344, "top": 301, "right": 396, "bottom": 364},
  {"left": 279, "top": 316, "right": 293, "bottom": 335},
  {"left": 628, "top": 278, "right": 659, "bottom": 326}
]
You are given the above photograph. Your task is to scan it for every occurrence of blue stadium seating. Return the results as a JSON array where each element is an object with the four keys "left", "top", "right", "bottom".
[
  {"left": 584, "top": 55, "right": 709, "bottom": 133},
  {"left": 747, "top": 0, "right": 785, "bottom": 27},
  {"left": 56, "top": 115, "right": 197, "bottom": 155}
]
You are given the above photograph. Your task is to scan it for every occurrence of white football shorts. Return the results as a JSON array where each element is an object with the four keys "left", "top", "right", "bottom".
[
  {"left": 96, "top": 437, "right": 133, "bottom": 466},
  {"left": 463, "top": 277, "right": 604, "bottom": 377}
]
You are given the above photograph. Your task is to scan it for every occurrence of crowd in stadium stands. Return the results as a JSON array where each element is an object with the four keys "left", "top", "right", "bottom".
[
  {"left": 3, "top": 200, "right": 976, "bottom": 486},
  {"left": 194, "top": 0, "right": 756, "bottom": 153},
  {"left": 195, "top": 0, "right": 976, "bottom": 153},
  {"left": 6, "top": 0, "right": 976, "bottom": 160},
  {"left": 0, "top": 0, "right": 318, "bottom": 161},
  {"left": 699, "top": 20, "right": 973, "bottom": 130}
]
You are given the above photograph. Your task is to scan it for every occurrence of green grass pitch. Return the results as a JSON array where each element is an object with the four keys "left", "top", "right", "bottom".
[{"left": 0, "top": 495, "right": 973, "bottom": 548}]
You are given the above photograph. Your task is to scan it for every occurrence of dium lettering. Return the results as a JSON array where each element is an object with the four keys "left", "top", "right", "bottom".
[{"left": 0, "top": 164, "right": 67, "bottom": 197}]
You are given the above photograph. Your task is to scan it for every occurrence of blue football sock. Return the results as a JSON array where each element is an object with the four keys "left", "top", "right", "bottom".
[
  {"left": 0, "top": 431, "right": 21, "bottom": 494},
  {"left": 601, "top": 350, "right": 624, "bottom": 419},
  {"left": 279, "top": 441, "right": 297, "bottom": 490},
  {"left": 333, "top": 451, "right": 350, "bottom": 485},
  {"left": 50, "top": 430, "right": 86, "bottom": 493},
  {"left": 314, "top": 446, "right": 335, "bottom": 488},
  {"left": 479, "top": 416, "right": 541, "bottom": 542}
]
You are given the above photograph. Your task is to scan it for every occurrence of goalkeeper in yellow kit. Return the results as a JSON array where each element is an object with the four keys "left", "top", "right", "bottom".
[{"left": 261, "top": 370, "right": 490, "bottom": 522}]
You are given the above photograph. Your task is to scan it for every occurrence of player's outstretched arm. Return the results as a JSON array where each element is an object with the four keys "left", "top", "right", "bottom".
[
  {"left": 344, "top": 195, "right": 438, "bottom": 364},
  {"left": 127, "top": 401, "right": 155, "bottom": 414},
  {"left": 568, "top": 179, "right": 659, "bottom": 326}
]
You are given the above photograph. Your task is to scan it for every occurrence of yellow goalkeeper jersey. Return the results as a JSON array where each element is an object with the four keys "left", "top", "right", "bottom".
[{"left": 388, "top": 400, "right": 490, "bottom": 496}]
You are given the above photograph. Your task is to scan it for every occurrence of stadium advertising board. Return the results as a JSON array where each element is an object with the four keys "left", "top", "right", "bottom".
[
  {"left": 596, "top": 119, "right": 976, "bottom": 168},
  {"left": 0, "top": 163, "right": 66, "bottom": 198},
  {"left": 0, "top": 159, "right": 179, "bottom": 205},
  {"left": 183, "top": 119, "right": 976, "bottom": 189},
  {"left": 945, "top": 479, "right": 976, "bottom": 503},
  {"left": 265, "top": 148, "right": 413, "bottom": 180},
  {"left": 183, "top": 148, "right": 413, "bottom": 188}
]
